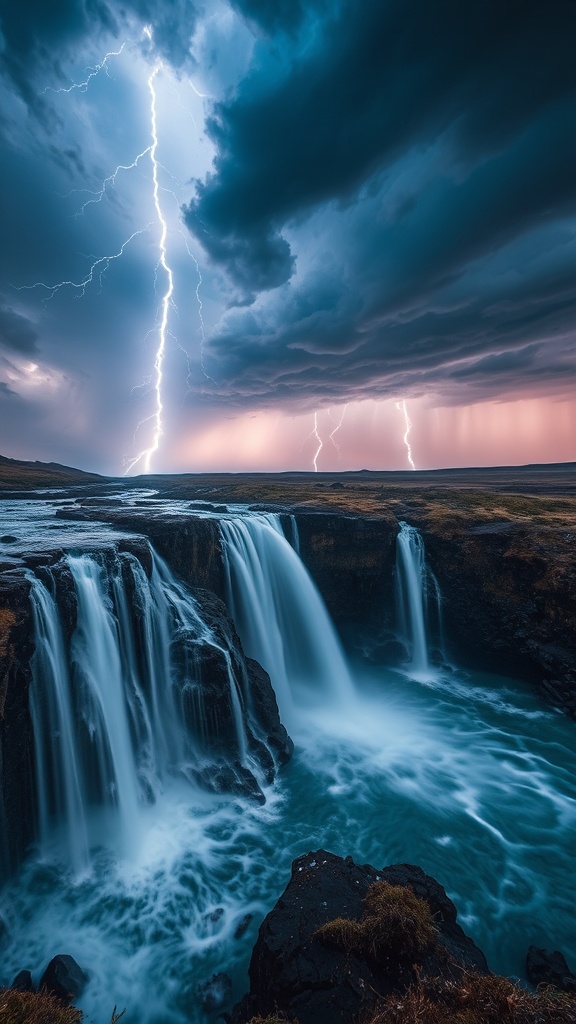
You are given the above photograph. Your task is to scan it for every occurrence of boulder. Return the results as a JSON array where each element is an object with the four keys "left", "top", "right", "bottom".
[
  {"left": 231, "top": 850, "right": 489, "bottom": 1024},
  {"left": 234, "top": 913, "right": 253, "bottom": 940},
  {"left": 198, "top": 971, "right": 232, "bottom": 1012},
  {"left": 526, "top": 945, "right": 576, "bottom": 993},
  {"left": 11, "top": 969, "right": 34, "bottom": 992},
  {"left": 39, "top": 954, "right": 88, "bottom": 1003}
]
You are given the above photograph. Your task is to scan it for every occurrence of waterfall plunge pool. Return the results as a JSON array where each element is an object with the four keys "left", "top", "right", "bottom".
[
  {"left": 0, "top": 501, "right": 575, "bottom": 1022},
  {"left": 1, "top": 662, "right": 575, "bottom": 1023}
]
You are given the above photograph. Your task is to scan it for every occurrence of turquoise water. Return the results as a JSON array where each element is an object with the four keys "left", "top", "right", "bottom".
[{"left": 1, "top": 661, "right": 574, "bottom": 1023}]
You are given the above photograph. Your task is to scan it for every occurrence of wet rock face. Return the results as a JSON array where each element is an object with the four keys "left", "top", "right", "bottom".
[
  {"left": 188, "top": 589, "right": 293, "bottom": 798},
  {"left": 76, "top": 504, "right": 226, "bottom": 596},
  {"left": 294, "top": 512, "right": 396, "bottom": 645},
  {"left": 0, "top": 571, "right": 35, "bottom": 876},
  {"left": 422, "top": 524, "right": 576, "bottom": 717},
  {"left": 526, "top": 945, "right": 576, "bottom": 993},
  {"left": 231, "top": 850, "right": 489, "bottom": 1024},
  {"left": 39, "top": 954, "right": 88, "bottom": 1004},
  {"left": 72, "top": 498, "right": 576, "bottom": 716},
  {"left": 292, "top": 512, "right": 576, "bottom": 718},
  {"left": 198, "top": 971, "right": 233, "bottom": 1012}
]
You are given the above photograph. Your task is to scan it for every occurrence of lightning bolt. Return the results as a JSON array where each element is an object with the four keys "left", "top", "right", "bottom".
[
  {"left": 62, "top": 146, "right": 152, "bottom": 217},
  {"left": 42, "top": 44, "right": 125, "bottom": 94},
  {"left": 312, "top": 411, "right": 323, "bottom": 472},
  {"left": 14, "top": 228, "right": 150, "bottom": 304},
  {"left": 177, "top": 231, "right": 214, "bottom": 385},
  {"left": 17, "top": 25, "right": 208, "bottom": 475},
  {"left": 123, "top": 64, "right": 173, "bottom": 475},
  {"left": 328, "top": 404, "right": 348, "bottom": 457},
  {"left": 396, "top": 399, "right": 416, "bottom": 471}
]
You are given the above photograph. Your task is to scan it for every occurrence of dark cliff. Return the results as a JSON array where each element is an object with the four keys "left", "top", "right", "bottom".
[
  {"left": 68, "top": 490, "right": 576, "bottom": 717},
  {"left": 0, "top": 571, "right": 35, "bottom": 874},
  {"left": 231, "top": 849, "right": 489, "bottom": 1024}
]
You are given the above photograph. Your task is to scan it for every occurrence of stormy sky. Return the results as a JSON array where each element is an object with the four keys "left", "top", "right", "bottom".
[{"left": 0, "top": 0, "right": 575, "bottom": 474}]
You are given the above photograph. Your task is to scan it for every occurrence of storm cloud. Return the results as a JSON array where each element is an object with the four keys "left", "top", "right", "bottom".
[
  {"left": 185, "top": 0, "right": 576, "bottom": 404},
  {"left": 0, "top": 0, "right": 575, "bottom": 471},
  {"left": 0, "top": 305, "right": 39, "bottom": 355}
]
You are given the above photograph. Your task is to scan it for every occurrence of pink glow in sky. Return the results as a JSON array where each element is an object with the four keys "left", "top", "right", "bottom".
[{"left": 165, "top": 392, "right": 576, "bottom": 474}]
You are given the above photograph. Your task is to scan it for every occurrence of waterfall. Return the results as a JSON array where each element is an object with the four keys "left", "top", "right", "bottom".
[
  {"left": 220, "top": 513, "right": 353, "bottom": 719},
  {"left": 26, "top": 546, "right": 252, "bottom": 867},
  {"left": 395, "top": 521, "right": 435, "bottom": 678}
]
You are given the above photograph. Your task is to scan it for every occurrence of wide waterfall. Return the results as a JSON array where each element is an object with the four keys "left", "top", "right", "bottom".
[
  {"left": 220, "top": 513, "right": 353, "bottom": 719},
  {"left": 395, "top": 521, "right": 441, "bottom": 678},
  {"left": 2, "top": 501, "right": 575, "bottom": 1024},
  {"left": 27, "top": 546, "right": 253, "bottom": 867}
]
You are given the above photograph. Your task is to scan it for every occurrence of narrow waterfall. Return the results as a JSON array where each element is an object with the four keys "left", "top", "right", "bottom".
[
  {"left": 27, "top": 546, "right": 254, "bottom": 866},
  {"left": 395, "top": 521, "right": 434, "bottom": 677},
  {"left": 220, "top": 513, "right": 353, "bottom": 718}
]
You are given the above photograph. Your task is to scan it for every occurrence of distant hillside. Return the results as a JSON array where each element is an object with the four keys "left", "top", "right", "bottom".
[{"left": 0, "top": 454, "right": 105, "bottom": 490}]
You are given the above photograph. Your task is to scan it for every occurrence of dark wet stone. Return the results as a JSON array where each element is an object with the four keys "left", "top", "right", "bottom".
[
  {"left": 526, "top": 945, "right": 576, "bottom": 992},
  {"left": 40, "top": 954, "right": 89, "bottom": 1003},
  {"left": 11, "top": 969, "right": 34, "bottom": 992},
  {"left": 207, "top": 907, "right": 225, "bottom": 924},
  {"left": 198, "top": 971, "right": 232, "bottom": 1012},
  {"left": 234, "top": 913, "right": 253, "bottom": 940},
  {"left": 231, "top": 850, "right": 489, "bottom": 1024},
  {"left": 0, "top": 535, "right": 18, "bottom": 543}
]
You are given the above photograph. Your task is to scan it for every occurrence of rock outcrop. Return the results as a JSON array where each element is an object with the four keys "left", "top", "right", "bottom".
[
  {"left": 72, "top": 496, "right": 576, "bottom": 717},
  {"left": 177, "top": 587, "right": 293, "bottom": 801},
  {"left": 0, "top": 570, "right": 35, "bottom": 876},
  {"left": 231, "top": 850, "right": 489, "bottom": 1024},
  {"left": 39, "top": 954, "right": 88, "bottom": 1004},
  {"left": 526, "top": 946, "right": 576, "bottom": 993}
]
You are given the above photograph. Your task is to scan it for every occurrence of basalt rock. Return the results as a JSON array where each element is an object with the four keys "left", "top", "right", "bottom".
[
  {"left": 421, "top": 521, "right": 576, "bottom": 718},
  {"left": 39, "top": 954, "right": 88, "bottom": 1004},
  {"left": 231, "top": 850, "right": 489, "bottom": 1024},
  {"left": 74, "top": 503, "right": 225, "bottom": 595},
  {"left": 293, "top": 510, "right": 576, "bottom": 718},
  {"left": 526, "top": 945, "right": 576, "bottom": 993},
  {"left": 198, "top": 971, "right": 232, "bottom": 1013},
  {"left": 191, "top": 588, "right": 293, "bottom": 773},
  {"left": 69, "top": 495, "right": 576, "bottom": 717},
  {"left": 0, "top": 570, "right": 35, "bottom": 876},
  {"left": 11, "top": 970, "right": 34, "bottom": 992}
]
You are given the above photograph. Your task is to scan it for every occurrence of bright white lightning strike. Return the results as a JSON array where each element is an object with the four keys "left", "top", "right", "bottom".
[
  {"left": 64, "top": 146, "right": 152, "bottom": 216},
  {"left": 23, "top": 32, "right": 207, "bottom": 475},
  {"left": 396, "top": 399, "right": 416, "bottom": 470},
  {"left": 124, "top": 65, "right": 173, "bottom": 475},
  {"left": 42, "top": 44, "right": 125, "bottom": 94},
  {"left": 328, "top": 404, "right": 348, "bottom": 457},
  {"left": 312, "top": 411, "right": 323, "bottom": 472},
  {"left": 15, "top": 228, "right": 149, "bottom": 304}
]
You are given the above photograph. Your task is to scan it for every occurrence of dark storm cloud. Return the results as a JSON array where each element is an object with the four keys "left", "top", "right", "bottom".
[
  {"left": 230, "top": 0, "right": 334, "bottom": 36},
  {"left": 182, "top": 0, "right": 576, "bottom": 405},
  {"left": 0, "top": 305, "right": 39, "bottom": 355},
  {"left": 0, "top": 0, "right": 200, "bottom": 110},
  {"left": 197, "top": 233, "right": 576, "bottom": 406},
  {"left": 185, "top": 0, "right": 575, "bottom": 291}
]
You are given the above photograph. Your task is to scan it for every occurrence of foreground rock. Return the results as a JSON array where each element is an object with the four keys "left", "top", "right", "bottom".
[
  {"left": 526, "top": 946, "right": 576, "bottom": 993},
  {"left": 231, "top": 850, "right": 488, "bottom": 1024},
  {"left": 39, "top": 954, "right": 88, "bottom": 1003}
]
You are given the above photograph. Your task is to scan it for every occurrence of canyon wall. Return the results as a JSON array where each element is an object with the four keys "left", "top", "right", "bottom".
[{"left": 1, "top": 495, "right": 574, "bottom": 876}]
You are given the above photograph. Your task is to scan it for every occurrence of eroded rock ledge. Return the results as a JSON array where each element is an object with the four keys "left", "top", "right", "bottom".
[{"left": 231, "top": 849, "right": 489, "bottom": 1024}]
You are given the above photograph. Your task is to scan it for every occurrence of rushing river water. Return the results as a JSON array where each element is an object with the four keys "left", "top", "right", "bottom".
[{"left": 0, "top": 497, "right": 575, "bottom": 1023}]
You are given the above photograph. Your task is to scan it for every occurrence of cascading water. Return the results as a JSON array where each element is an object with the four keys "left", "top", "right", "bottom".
[
  {"left": 396, "top": 521, "right": 435, "bottom": 677},
  {"left": 27, "top": 546, "right": 252, "bottom": 866},
  {"left": 220, "top": 514, "right": 353, "bottom": 719},
  {"left": 2, "top": 500, "right": 576, "bottom": 1024}
]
